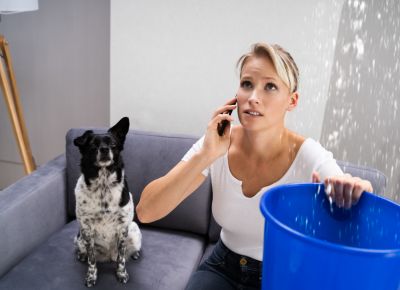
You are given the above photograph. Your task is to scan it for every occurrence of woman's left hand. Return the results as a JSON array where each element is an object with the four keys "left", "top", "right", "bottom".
[{"left": 312, "top": 172, "right": 373, "bottom": 209}]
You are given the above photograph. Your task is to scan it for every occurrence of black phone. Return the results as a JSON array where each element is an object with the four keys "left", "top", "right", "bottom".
[{"left": 217, "top": 98, "right": 237, "bottom": 136}]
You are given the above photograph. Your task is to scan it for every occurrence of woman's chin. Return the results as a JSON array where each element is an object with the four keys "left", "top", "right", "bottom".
[{"left": 241, "top": 122, "right": 262, "bottom": 131}]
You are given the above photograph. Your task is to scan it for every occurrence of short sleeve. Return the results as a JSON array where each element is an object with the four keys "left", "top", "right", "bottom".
[{"left": 181, "top": 136, "right": 210, "bottom": 177}]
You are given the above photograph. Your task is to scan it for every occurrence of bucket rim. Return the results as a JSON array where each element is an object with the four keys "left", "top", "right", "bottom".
[{"left": 260, "top": 183, "right": 400, "bottom": 255}]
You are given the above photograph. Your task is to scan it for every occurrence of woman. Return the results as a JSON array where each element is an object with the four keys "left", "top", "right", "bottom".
[{"left": 136, "top": 43, "right": 373, "bottom": 290}]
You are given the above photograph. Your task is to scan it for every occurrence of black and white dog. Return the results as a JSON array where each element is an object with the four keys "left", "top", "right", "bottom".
[{"left": 73, "top": 117, "right": 142, "bottom": 287}]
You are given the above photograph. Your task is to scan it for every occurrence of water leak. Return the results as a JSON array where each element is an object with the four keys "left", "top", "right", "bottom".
[{"left": 320, "top": 0, "right": 400, "bottom": 203}]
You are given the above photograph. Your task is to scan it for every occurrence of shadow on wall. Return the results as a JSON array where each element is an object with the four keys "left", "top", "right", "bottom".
[{"left": 321, "top": 0, "right": 400, "bottom": 202}]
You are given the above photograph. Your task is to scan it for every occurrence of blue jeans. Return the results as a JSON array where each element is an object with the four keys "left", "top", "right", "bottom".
[{"left": 185, "top": 239, "right": 262, "bottom": 290}]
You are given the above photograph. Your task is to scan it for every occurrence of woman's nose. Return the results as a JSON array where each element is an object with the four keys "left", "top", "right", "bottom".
[{"left": 248, "top": 90, "right": 260, "bottom": 104}]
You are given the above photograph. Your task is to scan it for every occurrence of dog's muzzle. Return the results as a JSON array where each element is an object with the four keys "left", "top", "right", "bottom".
[{"left": 97, "top": 147, "right": 113, "bottom": 166}]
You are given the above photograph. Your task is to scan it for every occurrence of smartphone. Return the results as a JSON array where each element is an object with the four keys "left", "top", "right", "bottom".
[{"left": 217, "top": 98, "right": 237, "bottom": 136}]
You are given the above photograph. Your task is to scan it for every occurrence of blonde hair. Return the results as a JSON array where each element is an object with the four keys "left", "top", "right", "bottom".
[{"left": 237, "top": 43, "right": 299, "bottom": 93}]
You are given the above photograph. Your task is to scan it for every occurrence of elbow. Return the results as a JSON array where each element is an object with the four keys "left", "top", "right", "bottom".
[
  {"left": 136, "top": 203, "right": 148, "bottom": 223},
  {"left": 136, "top": 181, "right": 169, "bottom": 223},
  {"left": 135, "top": 202, "right": 154, "bottom": 224}
]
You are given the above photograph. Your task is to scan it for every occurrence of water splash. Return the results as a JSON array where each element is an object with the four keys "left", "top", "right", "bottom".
[{"left": 321, "top": 0, "right": 400, "bottom": 203}]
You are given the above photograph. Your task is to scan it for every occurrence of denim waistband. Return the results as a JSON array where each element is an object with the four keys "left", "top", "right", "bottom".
[
  {"left": 217, "top": 240, "right": 262, "bottom": 266},
  {"left": 216, "top": 240, "right": 263, "bottom": 275}
]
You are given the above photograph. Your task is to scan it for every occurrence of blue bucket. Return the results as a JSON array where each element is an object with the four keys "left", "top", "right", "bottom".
[{"left": 260, "top": 183, "right": 400, "bottom": 290}]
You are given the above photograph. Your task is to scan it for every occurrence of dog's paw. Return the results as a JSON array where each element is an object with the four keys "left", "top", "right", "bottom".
[
  {"left": 85, "top": 276, "right": 97, "bottom": 288},
  {"left": 131, "top": 250, "right": 141, "bottom": 260},
  {"left": 85, "top": 266, "right": 97, "bottom": 287},
  {"left": 116, "top": 270, "right": 129, "bottom": 283}
]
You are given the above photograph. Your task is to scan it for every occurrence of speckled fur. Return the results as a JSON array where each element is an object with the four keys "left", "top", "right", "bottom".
[
  {"left": 74, "top": 169, "right": 141, "bottom": 262},
  {"left": 73, "top": 117, "right": 141, "bottom": 287}
]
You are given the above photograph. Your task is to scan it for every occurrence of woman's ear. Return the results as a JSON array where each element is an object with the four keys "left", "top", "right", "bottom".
[{"left": 287, "top": 92, "right": 299, "bottom": 111}]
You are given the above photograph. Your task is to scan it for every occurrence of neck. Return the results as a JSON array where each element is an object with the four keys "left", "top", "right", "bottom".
[{"left": 240, "top": 125, "right": 290, "bottom": 162}]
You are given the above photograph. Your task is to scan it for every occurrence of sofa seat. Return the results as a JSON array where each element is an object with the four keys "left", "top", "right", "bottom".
[{"left": 0, "top": 220, "right": 206, "bottom": 290}]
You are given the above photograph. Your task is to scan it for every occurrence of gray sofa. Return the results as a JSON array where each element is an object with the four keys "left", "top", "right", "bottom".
[{"left": 0, "top": 129, "right": 387, "bottom": 290}]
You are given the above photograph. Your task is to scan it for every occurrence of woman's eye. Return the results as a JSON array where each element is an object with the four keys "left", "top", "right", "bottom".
[
  {"left": 265, "top": 82, "right": 277, "bottom": 91},
  {"left": 240, "top": 80, "right": 253, "bottom": 89}
]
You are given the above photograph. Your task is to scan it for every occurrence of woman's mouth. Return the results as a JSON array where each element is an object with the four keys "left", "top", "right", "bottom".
[{"left": 244, "top": 110, "right": 263, "bottom": 116}]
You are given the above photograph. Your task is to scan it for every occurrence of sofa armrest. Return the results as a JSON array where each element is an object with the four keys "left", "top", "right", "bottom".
[{"left": 0, "top": 155, "right": 68, "bottom": 278}]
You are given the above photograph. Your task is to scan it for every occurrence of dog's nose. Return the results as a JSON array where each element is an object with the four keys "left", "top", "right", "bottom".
[{"left": 100, "top": 147, "right": 109, "bottom": 154}]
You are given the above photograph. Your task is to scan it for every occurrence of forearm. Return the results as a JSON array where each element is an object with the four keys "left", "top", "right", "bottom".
[
  {"left": 136, "top": 151, "right": 212, "bottom": 223},
  {"left": 137, "top": 102, "right": 235, "bottom": 223}
]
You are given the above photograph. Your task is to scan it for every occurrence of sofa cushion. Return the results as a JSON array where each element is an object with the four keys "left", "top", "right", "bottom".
[
  {"left": 199, "top": 243, "right": 217, "bottom": 265},
  {"left": 0, "top": 220, "right": 206, "bottom": 290},
  {"left": 66, "top": 129, "right": 212, "bottom": 236}
]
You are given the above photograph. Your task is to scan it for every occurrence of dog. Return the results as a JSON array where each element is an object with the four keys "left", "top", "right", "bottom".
[{"left": 73, "top": 117, "right": 142, "bottom": 287}]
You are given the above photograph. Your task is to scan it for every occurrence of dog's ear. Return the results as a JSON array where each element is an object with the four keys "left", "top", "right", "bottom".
[
  {"left": 74, "top": 130, "right": 94, "bottom": 149},
  {"left": 108, "top": 117, "right": 130, "bottom": 144}
]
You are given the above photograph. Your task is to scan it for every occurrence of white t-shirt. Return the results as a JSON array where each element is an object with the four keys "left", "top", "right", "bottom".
[{"left": 182, "top": 135, "right": 343, "bottom": 261}]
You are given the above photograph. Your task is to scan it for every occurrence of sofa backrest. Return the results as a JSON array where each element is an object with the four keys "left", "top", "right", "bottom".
[
  {"left": 66, "top": 129, "right": 212, "bottom": 236},
  {"left": 336, "top": 160, "right": 387, "bottom": 195}
]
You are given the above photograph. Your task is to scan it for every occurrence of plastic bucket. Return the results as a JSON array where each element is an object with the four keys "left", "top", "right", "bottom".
[{"left": 260, "top": 183, "right": 400, "bottom": 290}]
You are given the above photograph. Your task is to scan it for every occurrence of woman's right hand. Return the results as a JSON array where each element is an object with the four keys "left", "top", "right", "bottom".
[{"left": 200, "top": 98, "right": 237, "bottom": 161}]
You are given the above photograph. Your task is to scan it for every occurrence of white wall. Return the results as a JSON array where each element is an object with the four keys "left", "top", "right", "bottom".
[
  {"left": 0, "top": 0, "right": 110, "bottom": 189},
  {"left": 0, "top": 0, "right": 345, "bottom": 189},
  {"left": 111, "top": 0, "right": 344, "bottom": 138}
]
